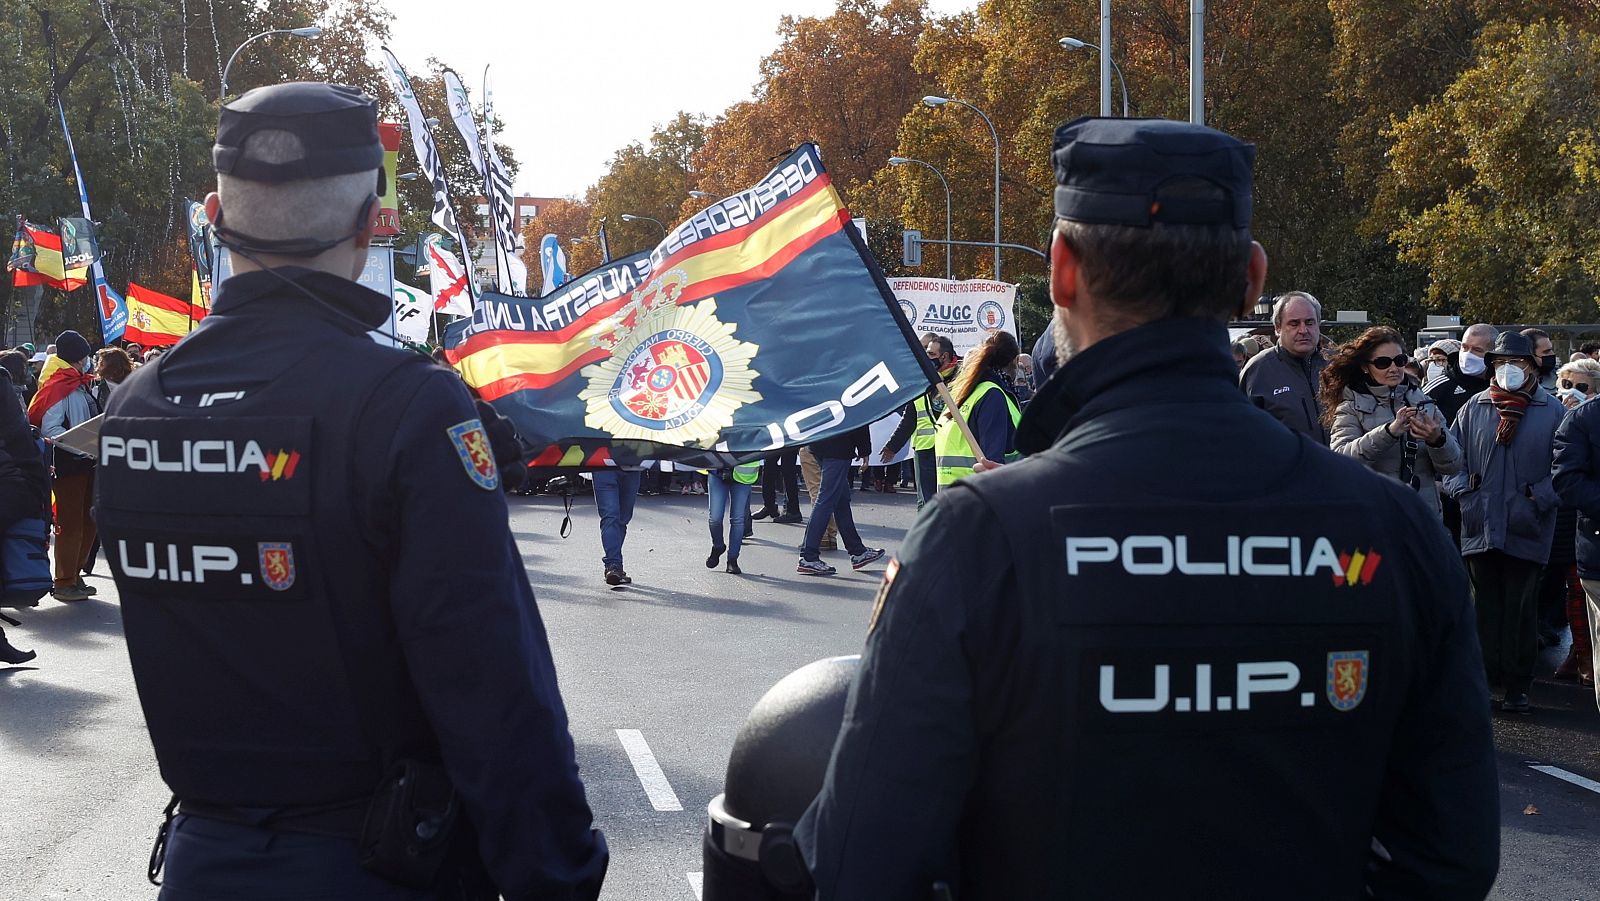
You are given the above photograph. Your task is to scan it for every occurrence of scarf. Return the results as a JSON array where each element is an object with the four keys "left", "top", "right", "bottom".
[
  {"left": 27, "top": 356, "right": 94, "bottom": 428},
  {"left": 1488, "top": 383, "right": 1533, "bottom": 447}
]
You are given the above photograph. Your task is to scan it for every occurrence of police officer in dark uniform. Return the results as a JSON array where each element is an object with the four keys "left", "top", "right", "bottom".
[
  {"left": 97, "top": 83, "right": 606, "bottom": 899},
  {"left": 795, "top": 118, "right": 1499, "bottom": 899}
]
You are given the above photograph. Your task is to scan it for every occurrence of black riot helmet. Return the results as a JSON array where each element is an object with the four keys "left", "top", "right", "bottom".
[{"left": 703, "top": 655, "right": 858, "bottom": 901}]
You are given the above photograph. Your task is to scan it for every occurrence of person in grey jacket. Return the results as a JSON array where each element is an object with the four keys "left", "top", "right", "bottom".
[
  {"left": 1323, "top": 327, "right": 1462, "bottom": 514},
  {"left": 1443, "top": 330, "right": 1566, "bottom": 714},
  {"left": 1239, "top": 291, "right": 1328, "bottom": 444}
]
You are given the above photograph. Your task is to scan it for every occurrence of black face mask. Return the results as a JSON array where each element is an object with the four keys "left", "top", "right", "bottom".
[{"left": 1540, "top": 355, "right": 1558, "bottom": 376}]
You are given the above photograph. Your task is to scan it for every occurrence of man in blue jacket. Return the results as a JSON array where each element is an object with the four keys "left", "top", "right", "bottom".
[{"left": 1444, "top": 330, "right": 1566, "bottom": 714}]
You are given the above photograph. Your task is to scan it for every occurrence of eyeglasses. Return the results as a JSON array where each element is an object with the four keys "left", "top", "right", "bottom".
[
  {"left": 1561, "top": 379, "right": 1593, "bottom": 393},
  {"left": 1368, "top": 354, "right": 1410, "bottom": 370}
]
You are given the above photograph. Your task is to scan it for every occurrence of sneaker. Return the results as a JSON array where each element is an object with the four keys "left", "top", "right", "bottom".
[
  {"left": 850, "top": 548, "right": 886, "bottom": 570},
  {"left": 725, "top": 560, "right": 742, "bottom": 575},
  {"left": 751, "top": 507, "right": 778, "bottom": 521},
  {"left": 796, "top": 558, "right": 837, "bottom": 576},
  {"left": 604, "top": 568, "right": 632, "bottom": 586},
  {"left": 707, "top": 546, "right": 725, "bottom": 569},
  {"left": 1500, "top": 692, "right": 1532, "bottom": 715},
  {"left": 74, "top": 578, "right": 97, "bottom": 596},
  {"left": 679, "top": 485, "right": 692, "bottom": 495},
  {"left": 52, "top": 585, "right": 92, "bottom": 602},
  {"left": 693, "top": 484, "right": 707, "bottom": 496},
  {"left": 819, "top": 536, "right": 838, "bottom": 551},
  {"left": 0, "top": 636, "right": 36, "bottom": 665}
]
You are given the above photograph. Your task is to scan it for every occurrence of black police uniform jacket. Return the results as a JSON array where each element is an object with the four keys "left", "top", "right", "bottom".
[
  {"left": 98, "top": 268, "right": 606, "bottom": 898},
  {"left": 797, "top": 318, "right": 1499, "bottom": 900}
]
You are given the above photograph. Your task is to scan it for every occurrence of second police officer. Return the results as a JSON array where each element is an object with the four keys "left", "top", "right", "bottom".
[
  {"left": 97, "top": 82, "right": 607, "bottom": 899},
  {"left": 796, "top": 118, "right": 1500, "bottom": 899}
]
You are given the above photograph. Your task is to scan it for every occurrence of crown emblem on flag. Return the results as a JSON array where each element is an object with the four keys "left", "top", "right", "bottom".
[
  {"left": 580, "top": 271, "right": 763, "bottom": 447},
  {"left": 591, "top": 269, "right": 689, "bottom": 353}
]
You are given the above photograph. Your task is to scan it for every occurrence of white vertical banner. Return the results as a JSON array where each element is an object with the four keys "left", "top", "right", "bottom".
[
  {"left": 482, "top": 66, "right": 528, "bottom": 296},
  {"left": 392, "top": 281, "right": 434, "bottom": 343},
  {"left": 886, "top": 277, "right": 1017, "bottom": 358},
  {"left": 379, "top": 46, "right": 477, "bottom": 305},
  {"left": 441, "top": 68, "right": 486, "bottom": 177}
]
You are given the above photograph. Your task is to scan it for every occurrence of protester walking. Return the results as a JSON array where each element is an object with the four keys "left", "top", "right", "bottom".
[
  {"left": 593, "top": 467, "right": 643, "bottom": 585},
  {"left": 1446, "top": 331, "right": 1565, "bottom": 714},
  {"left": 881, "top": 334, "right": 960, "bottom": 508},
  {"left": 752, "top": 448, "right": 800, "bottom": 522},
  {"left": 1323, "top": 326, "right": 1460, "bottom": 514},
  {"left": 28, "top": 330, "right": 99, "bottom": 602},
  {"left": 796, "top": 424, "right": 884, "bottom": 576},
  {"left": 797, "top": 445, "right": 835, "bottom": 550},
  {"left": 707, "top": 459, "right": 761, "bottom": 575}
]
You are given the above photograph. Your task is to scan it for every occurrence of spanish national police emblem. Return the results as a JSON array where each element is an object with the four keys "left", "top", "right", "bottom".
[
  {"left": 447, "top": 419, "right": 500, "bottom": 490},
  {"left": 579, "top": 269, "right": 762, "bottom": 447},
  {"left": 258, "top": 542, "right": 296, "bottom": 592},
  {"left": 1325, "top": 650, "right": 1369, "bottom": 711}
]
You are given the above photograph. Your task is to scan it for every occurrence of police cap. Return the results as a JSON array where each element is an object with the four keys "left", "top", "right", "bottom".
[
  {"left": 1052, "top": 117, "right": 1254, "bottom": 229},
  {"left": 214, "top": 82, "right": 382, "bottom": 183}
]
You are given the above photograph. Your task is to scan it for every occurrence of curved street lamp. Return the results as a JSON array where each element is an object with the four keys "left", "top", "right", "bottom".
[
  {"left": 620, "top": 213, "right": 667, "bottom": 237},
  {"left": 1059, "top": 37, "right": 1130, "bottom": 117},
  {"left": 220, "top": 26, "right": 323, "bottom": 101},
  {"left": 889, "top": 157, "right": 952, "bottom": 280},
  {"left": 688, "top": 190, "right": 716, "bottom": 201},
  {"left": 923, "top": 95, "right": 1002, "bottom": 280}
]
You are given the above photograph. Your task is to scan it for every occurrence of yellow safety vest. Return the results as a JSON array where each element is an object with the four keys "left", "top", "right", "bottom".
[
  {"left": 910, "top": 392, "right": 939, "bottom": 452},
  {"left": 933, "top": 381, "right": 1021, "bottom": 488},
  {"left": 732, "top": 460, "right": 762, "bottom": 485}
]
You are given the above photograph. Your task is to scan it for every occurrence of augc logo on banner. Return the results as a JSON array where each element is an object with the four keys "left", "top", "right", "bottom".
[{"left": 977, "top": 300, "right": 1006, "bottom": 332}]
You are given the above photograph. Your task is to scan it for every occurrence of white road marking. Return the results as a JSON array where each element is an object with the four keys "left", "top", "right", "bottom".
[
  {"left": 1530, "top": 764, "right": 1600, "bottom": 796},
  {"left": 688, "top": 871, "right": 704, "bottom": 899},
  {"left": 617, "top": 728, "right": 683, "bottom": 811}
]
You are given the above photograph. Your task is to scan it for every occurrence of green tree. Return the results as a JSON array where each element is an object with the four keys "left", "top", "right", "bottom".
[{"left": 1386, "top": 19, "right": 1600, "bottom": 324}]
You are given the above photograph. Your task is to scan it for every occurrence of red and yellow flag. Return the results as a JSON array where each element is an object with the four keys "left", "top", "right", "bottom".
[
  {"left": 11, "top": 222, "right": 88, "bottom": 290},
  {"left": 124, "top": 283, "right": 201, "bottom": 347}
]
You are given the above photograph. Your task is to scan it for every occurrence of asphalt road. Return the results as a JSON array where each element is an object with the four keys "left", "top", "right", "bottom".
[{"left": 3, "top": 486, "right": 1598, "bottom": 899}]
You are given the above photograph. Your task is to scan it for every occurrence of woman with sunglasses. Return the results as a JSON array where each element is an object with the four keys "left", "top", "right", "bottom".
[
  {"left": 1322, "top": 326, "right": 1461, "bottom": 514},
  {"left": 1556, "top": 358, "right": 1600, "bottom": 410}
]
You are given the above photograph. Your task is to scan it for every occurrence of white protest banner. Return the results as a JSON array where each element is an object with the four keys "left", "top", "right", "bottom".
[
  {"left": 392, "top": 281, "right": 433, "bottom": 342},
  {"left": 887, "top": 277, "right": 1017, "bottom": 358}
]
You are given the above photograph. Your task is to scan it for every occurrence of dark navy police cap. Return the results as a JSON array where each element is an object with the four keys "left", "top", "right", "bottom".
[
  {"left": 214, "top": 82, "right": 382, "bottom": 183},
  {"left": 1053, "top": 117, "right": 1255, "bottom": 228}
]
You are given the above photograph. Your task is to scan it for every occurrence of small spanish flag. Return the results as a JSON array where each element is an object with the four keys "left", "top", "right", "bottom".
[{"left": 124, "top": 283, "right": 199, "bottom": 347}]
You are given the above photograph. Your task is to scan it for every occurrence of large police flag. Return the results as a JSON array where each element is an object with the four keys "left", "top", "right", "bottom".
[{"left": 444, "top": 144, "right": 935, "bottom": 469}]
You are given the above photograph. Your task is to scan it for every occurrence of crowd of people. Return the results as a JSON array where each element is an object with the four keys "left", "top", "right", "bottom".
[{"left": 1239, "top": 295, "right": 1600, "bottom": 710}]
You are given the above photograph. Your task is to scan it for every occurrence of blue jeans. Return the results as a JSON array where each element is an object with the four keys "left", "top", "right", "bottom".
[
  {"left": 801, "top": 457, "right": 866, "bottom": 561},
  {"left": 914, "top": 448, "right": 937, "bottom": 509},
  {"left": 592, "top": 470, "right": 641, "bottom": 569},
  {"left": 708, "top": 477, "right": 754, "bottom": 560}
]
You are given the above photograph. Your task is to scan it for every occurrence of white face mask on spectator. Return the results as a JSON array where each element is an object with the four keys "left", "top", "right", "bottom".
[
  {"left": 1460, "top": 350, "right": 1486, "bottom": 376},
  {"left": 1425, "top": 362, "right": 1445, "bottom": 382},
  {"left": 1494, "top": 362, "right": 1526, "bottom": 392}
]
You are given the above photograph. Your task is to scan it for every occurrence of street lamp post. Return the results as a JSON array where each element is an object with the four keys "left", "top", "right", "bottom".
[
  {"left": 888, "top": 156, "right": 952, "bottom": 280},
  {"left": 1059, "top": 37, "right": 1130, "bottom": 117},
  {"left": 220, "top": 26, "right": 323, "bottom": 101},
  {"left": 620, "top": 213, "right": 667, "bottom": 238},
  {"left": 688, "top": 190, "right": 715, "bottom": 201},
  {"left": 923, "top": 95, "right": 1001, "bottom": 281}
]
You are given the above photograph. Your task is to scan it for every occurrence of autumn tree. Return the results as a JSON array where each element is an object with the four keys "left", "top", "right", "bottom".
[
  {"left": 1385, "top": 19, "right": 1600, "bottom": 324},
  {"left": 521, "top": 197, "right": 596, "bottom": 288},
  {"left": 586, "top": 112, "right": 706, "bottom": 259},
  {"left": 693, "top": 0, "right": 928, "bottom": 201}
]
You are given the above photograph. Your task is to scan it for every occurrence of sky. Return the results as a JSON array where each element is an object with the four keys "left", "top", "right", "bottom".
[{"left": 380, "top": 0, "right": 977, "bottom": 199}]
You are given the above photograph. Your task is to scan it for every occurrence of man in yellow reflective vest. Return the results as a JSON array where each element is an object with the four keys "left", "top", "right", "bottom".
[{"left": 881, "top": 335, "right": 959, "bottom": 508}]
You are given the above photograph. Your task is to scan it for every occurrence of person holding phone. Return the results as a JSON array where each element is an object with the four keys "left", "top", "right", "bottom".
[{"left": 1323, "top": 327, "right": 1461, "bottom": 514}]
